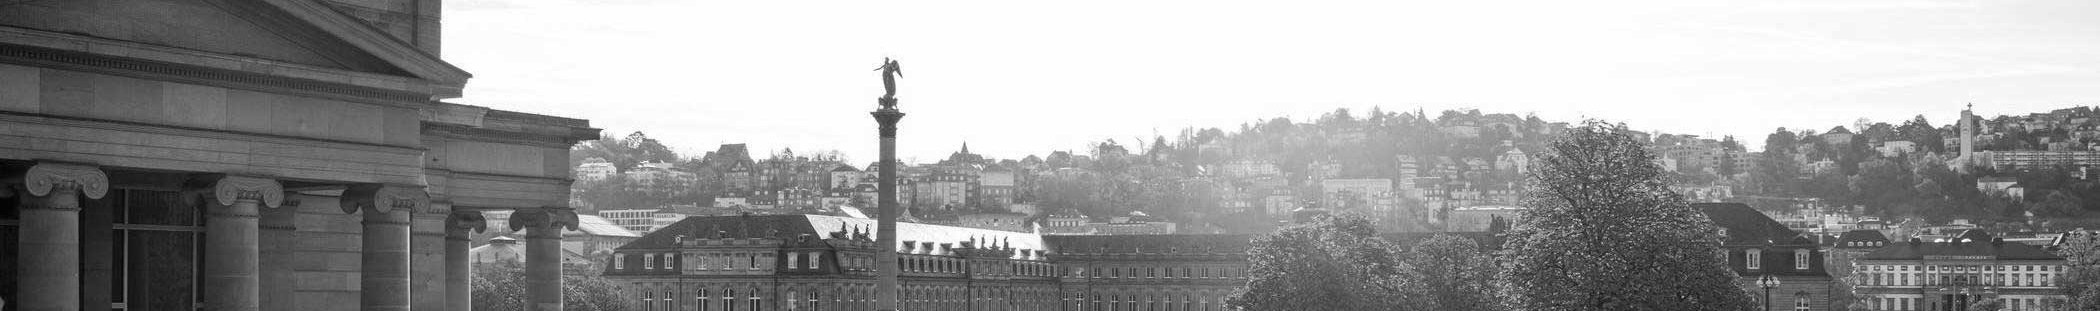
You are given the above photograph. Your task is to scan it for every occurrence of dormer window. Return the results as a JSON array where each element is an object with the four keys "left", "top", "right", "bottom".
[
  {"left": 644, "top": 253, "right": 657, "bottom": 270},
  {"left": 614, "top": 253, "right": 626, "bottom": 270},
  {"left": 1746, "top": 249, "right": 1762, "bottom": 270},
  {"left": 1794, "top": 249, "right": 1810, "bottom": 270}
]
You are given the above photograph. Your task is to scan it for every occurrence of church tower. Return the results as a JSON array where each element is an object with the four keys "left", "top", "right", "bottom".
[{"left": 1958, "top": 103, "right": 1977, "bottom": 174}]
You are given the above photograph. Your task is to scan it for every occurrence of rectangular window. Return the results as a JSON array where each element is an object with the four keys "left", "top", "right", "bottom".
[
  {"left": 614, "top": 253, "right": 626, "bottom": 270},
  {"left": 1746, "top": 249, "right": 1762, "bottom": 270},
  {"left": 810, "top": 252, "right": 822, "bottom": 270},
  {"left": 788, "top": 252, "right": 801, "bottom": 270},
  {"left": 645, "top": 253, "right": 657, "bottom": 270},
  {"left": 1794, "top": 250, "right": 1810, "bottom": 270}
]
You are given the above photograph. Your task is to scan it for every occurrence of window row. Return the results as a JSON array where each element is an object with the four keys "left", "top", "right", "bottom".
[
  {"left": 1861, "top": 272, "right": 2055, "bottom": 287},
  {"left": 1095, "top": 266, "right": 1244, "bottom": 280}
]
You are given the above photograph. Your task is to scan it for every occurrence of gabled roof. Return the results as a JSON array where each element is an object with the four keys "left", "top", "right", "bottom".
[
  {"left": 258, "top": 0, "right": 471, "bottom": 83},
  {"left": 1694, "top": 203, "right": 1810, "bottom": 245}
]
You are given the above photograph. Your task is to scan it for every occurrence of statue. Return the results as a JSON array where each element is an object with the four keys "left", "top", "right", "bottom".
[{"left": 874, "top": 57, "right": 903, "bottom": 103}]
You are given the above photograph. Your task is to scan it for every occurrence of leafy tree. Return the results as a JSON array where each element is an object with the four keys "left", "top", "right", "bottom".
[
  {"left": 1969, "top": 298, "right": 2004, "bottom": 311},
  {"left": 1227, "top": 214, "right": 1422, "bottom": 310},
  {"left": 1499, "top": 121, "right": 1756, "bottom": 311},
  {"left": 471, "top": 261, "right": 631, "bottom": 311},
  {"left": 1407, "top": 234, "right": 1503, "bottom": 311}
]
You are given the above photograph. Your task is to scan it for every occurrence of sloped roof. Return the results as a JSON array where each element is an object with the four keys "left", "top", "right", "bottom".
[
  {"left": 619, "top": 214, "right": 1046, "bottom": 252},
  {"left": 1042, "top": 234, "right": 1253, "bottom": 254},
  {"left": 1835, "top": 230, "right": 1889, "bottom": 249},
  {"left": 1862, "top": 230, "right": 2064, "bottom": 261},
  {"left": 570, "top": 215, "right": 642, "bottom": 238},
  {"left": 1694, "top": 203, "right": 1810, "bottom": 245}
]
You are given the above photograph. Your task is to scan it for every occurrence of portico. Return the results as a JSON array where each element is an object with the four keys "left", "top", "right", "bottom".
[{"left": 0, "top": 1, "right": 599, "bottom": 310}]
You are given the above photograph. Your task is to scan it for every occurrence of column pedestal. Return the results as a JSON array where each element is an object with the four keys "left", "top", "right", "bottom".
[{"left": 16, "top": 162, "right": 107, "bottom": 311}]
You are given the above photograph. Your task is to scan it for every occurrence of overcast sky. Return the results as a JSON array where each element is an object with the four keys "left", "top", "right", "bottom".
[{"left": 443, "top": 0, "right": 2100, "bottom": 163}]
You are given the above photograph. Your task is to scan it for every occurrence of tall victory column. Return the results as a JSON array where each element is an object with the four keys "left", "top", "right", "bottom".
[{"left": 870, "top": 57, "right": 906, "bottom": 311}]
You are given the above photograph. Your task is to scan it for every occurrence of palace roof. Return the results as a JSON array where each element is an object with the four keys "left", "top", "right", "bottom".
[{"left": 1861, "top": 230, "right": 2063, "bottom": 261}]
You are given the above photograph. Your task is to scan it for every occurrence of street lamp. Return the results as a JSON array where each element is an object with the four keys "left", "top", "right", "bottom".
[{"left": 1756, "top": 274, "right": 1782, "bottom": 311}]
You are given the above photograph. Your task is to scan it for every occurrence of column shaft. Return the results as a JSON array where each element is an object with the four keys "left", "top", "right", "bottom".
[
  {"left": 526, "top": 223, "right": 564, "bottom": 311},
  {"left": 204, "top": 198, "right": 262, "bottom": 311},
  {"left": 18, "top": 186, "right": 82, "bottom": 311},
  {"left": 537, "top": 222, "right": 571, "bottom": 311},
  {"left": 260, "top": 197, "right": 299, "bottom": 311},
  {"left": 410, "top": 209, "right": 447, "bottom": 311},
  {"left": 872, "top": 108, "right": 905, "bottom": 311},
  {"left": 445, "top": 221, "right": 473, "bottom": 311},
  {"left": 363, "top": 208, "right": 412, "bottom": 311}
]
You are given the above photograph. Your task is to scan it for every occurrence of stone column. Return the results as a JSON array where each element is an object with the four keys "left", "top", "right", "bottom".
[
  {"left": 259, "top": 192, "right": 301, "bottom": 311},
  {"left": 345, "top": 185, "right": 428, "bottom": 311},
  {"left": 200, "top": 175, "right": 283, "bottom": 311},
  {"left": 409, "top": 201, "right": 451, "bottom": 311},
  {"left": 445, "top": 211, "right": 486, "bottom": 311},
  {"left": 509, "top": 207, "right": 578, "bottom": 311},
  {"left": 16, "top": 162, "right": 107, "bottom": 311}
]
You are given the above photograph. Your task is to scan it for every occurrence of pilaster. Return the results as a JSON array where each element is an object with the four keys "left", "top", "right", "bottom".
[{"left": 410, "top": 200, "right": 452, "bottom": 311}]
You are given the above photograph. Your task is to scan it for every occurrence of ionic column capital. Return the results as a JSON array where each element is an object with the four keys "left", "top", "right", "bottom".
[
  {"left": 343, "top": 184, "right": 429, "bottom": 215},
  {"left": 507, "top": 207, "right": 579, "bottom": 235},
  {"left": 446, "top": 211, "right": 487, "bottom": 235},
  {"left": 24, "top": 161, "right": 108, "bottom": 200},
  {"left": 197, "top": 175, "right": 285, "bottom": 208}
]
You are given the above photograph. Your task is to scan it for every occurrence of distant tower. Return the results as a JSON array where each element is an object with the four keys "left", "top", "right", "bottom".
[{"left": 1958, "top": 103, "right": 1976, "bottom": 173}]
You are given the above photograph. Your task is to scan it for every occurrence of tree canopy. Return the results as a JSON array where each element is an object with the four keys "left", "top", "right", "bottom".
[{"left": 1498, "top": 121, "right": 1756, "bottom": 311}]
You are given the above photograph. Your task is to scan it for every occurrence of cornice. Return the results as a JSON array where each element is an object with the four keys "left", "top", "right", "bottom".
[
  {"left": 0, "top": 42, "right": 431, "bottom": 110},
  {"left": 0, "top": 110, "right": 426, "bottom": 156},
  {"left": 0, "top": 26, "right": 449, "bottom": 103},
  {"left": 421, "top": 124, "right": 575, "bottom": 149}
]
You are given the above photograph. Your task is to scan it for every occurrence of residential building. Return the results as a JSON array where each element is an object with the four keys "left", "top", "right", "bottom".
[
  {"left": 1319, "top": 178, "right": 1395, "bottom": 212},
  {"left": 1696, "top": 203, "right": 1838, "bottom": 311},
  {"left": 601, "top": 209, "right": 665, "bottom": 233},
  {"left": 0, "top": 4, "right": 597, "bottom": 310},
  {"left": 577, "top": 157, "right": 619, "bottom": 182},
  {"left": 602, "top": 214, "right": 1250, "bottom": 311}
]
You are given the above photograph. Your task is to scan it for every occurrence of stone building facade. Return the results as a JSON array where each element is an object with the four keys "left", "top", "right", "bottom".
[
  {"left": 604, "top": 214, "right": 1252, "bottom": 311},
  {"left": 0, "top": 2, "right": 596, "bottom": 310},
  {"left": 1853, "top": 230, "right": 2067, "bottom": 311}
]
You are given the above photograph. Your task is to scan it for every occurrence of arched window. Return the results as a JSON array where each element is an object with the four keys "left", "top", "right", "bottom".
[
  {"left": 725, "top": 290, "right": 738, "bottom": 311},
  {"left": 641, "top": 291, "right": 655, "bottom": 311},
  {"left": 1792, "top": 292, "right": 1810, "bottom": 311},
  {"left": 697, "top": 289, "right": 711, "bottom": 311},
  {"left": 749, "top": 289, "right": 763, "bottom": 311}
]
